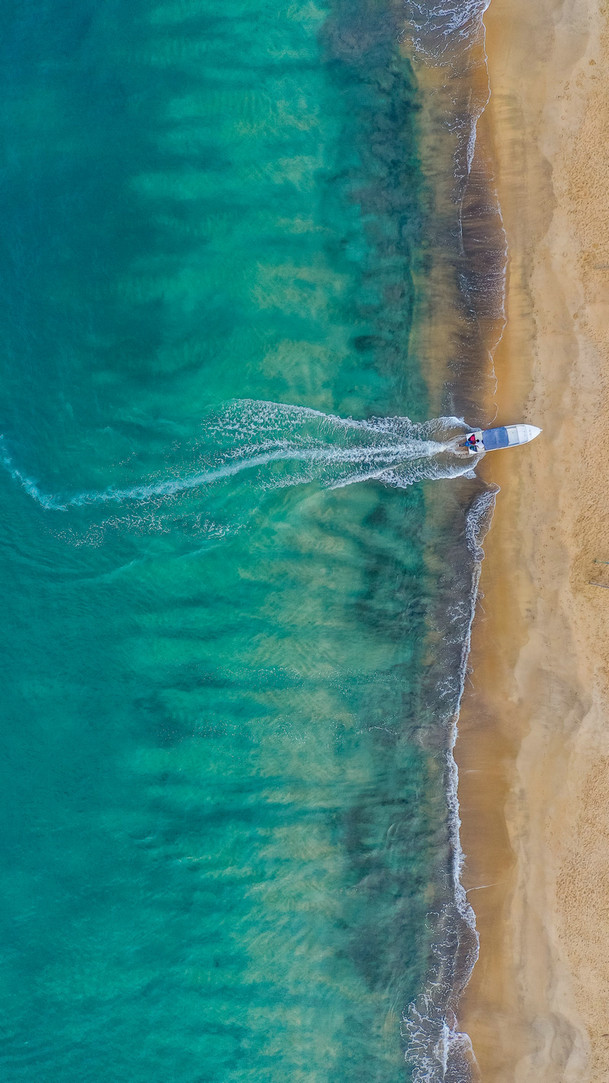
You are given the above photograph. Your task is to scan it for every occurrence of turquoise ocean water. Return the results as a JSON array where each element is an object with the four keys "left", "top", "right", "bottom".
[{"left": 0, "top": 1, "right": 505, "bottom": 1080}]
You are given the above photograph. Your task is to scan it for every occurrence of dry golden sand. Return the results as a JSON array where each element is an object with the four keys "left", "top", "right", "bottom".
[{"left": 457, "top": 0, "right": 609, "bottom": 1079}]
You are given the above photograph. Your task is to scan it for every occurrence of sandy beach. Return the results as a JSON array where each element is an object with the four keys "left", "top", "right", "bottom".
[{"left": 456, "top": 0, "right": 609, "bottom": 1078}]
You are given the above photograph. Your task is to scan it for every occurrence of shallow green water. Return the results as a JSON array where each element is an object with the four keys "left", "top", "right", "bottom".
[{"left": 0, "top": 1, "right": 479, "bottom": 1080}]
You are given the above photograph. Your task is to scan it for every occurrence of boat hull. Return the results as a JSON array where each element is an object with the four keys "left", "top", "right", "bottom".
[{"left": 460, "top": 424, "right": 542, "bottom": 455}]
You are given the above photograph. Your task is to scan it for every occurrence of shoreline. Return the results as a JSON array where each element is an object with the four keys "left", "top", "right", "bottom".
[{"left": 457, "top": 0, "right": 609, "bottom": 1078}]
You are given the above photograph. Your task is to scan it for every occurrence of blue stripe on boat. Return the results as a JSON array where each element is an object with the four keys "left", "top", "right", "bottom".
[{"left": 482, "top": 426, "right": 510, "bottom": 450}]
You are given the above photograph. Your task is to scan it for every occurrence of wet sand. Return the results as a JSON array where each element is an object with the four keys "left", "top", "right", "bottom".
[{"left": 457, "top": 0, "right": 609, "bottom": 1078}]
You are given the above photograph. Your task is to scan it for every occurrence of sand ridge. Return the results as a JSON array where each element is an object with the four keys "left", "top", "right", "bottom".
[{"left": 456, "top": 0, "right": 609, "bottom": 1078}]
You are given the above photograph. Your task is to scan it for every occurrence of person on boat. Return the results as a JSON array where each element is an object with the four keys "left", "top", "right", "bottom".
[{"left": 459, "top": 432, "right": 482, "bottom": 451}]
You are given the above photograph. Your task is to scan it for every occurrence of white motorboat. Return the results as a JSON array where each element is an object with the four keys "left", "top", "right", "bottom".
[{"left": 459, "top": 423, "right": 542, "bottom": 455}]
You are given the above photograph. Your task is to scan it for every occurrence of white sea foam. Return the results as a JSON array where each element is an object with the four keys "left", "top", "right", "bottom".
[
  {"left": 397, "top": 1, "right": 510, "bottom": 1074},
  {"left": 0, "top": 401, "right": 476, "bottom": 515},
  {"left": 402, "top": 0, "right": 491, "bottom": 61},
  {"left": 402, "top": 485, "right": 496, "bottom": 1082}
]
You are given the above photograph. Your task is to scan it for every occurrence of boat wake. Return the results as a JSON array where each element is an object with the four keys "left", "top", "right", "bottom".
[{"left": 0, "top": 400, "right": 477, "bottom": 519}]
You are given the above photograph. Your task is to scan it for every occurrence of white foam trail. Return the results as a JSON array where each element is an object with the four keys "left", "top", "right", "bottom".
[
  {"left": 0, "top": 401, "right": 474, "bottom": 513},
  {"left": 0, "top": 442, "right": 68, "bottom": 511}
]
